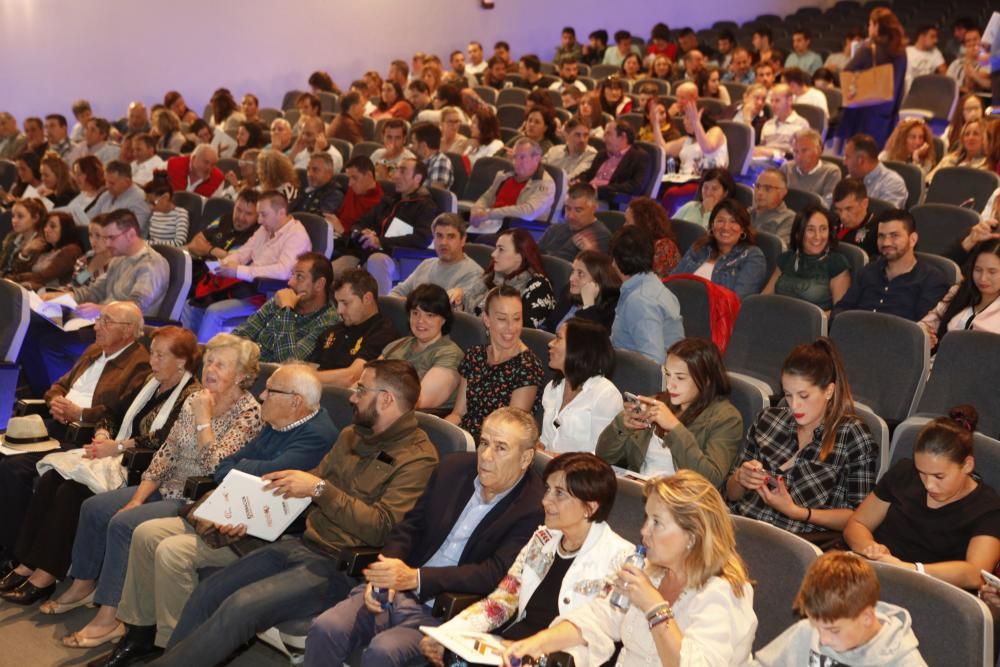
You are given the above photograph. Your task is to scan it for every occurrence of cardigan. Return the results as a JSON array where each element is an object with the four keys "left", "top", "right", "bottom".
[{"left": 540, "top": 375, "right": 623, "bottom": 454}]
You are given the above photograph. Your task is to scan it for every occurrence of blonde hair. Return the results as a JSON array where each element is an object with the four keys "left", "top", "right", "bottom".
[
  {"left": 204, "top": 333, "right": 260, "bottom": 390},
  {"left": 645, "top": 470, "right": 750, "bottom": 598},
  {"left": 883, "top": 118, "right": 937, "bottom": 165},
  {"left": 256, "top": 149, "right": 297, "bottom": 191}
]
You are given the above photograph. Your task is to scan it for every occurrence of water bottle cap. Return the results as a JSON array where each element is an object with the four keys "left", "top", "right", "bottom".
[
  {"left": 510, "top": 658, "right": 522, "bottom": 667},
  {"left": 636, "top": 545, "right": 647, "bottom": 555}
]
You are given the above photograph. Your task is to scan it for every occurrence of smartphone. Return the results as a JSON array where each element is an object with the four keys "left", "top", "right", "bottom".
[
  {"left": 765, "top": 475, "right": 780, "bottom": 492},
  {"left": 623, "top": 392, "right": 642, "bottom": 413},
  {"left": 981, "top": 569, "right": 1000, "bottom": 588}
]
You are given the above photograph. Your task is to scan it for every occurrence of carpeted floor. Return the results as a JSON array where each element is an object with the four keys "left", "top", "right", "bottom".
[{"left": 0, "top": 580, "right": 290, "bottom": 667}]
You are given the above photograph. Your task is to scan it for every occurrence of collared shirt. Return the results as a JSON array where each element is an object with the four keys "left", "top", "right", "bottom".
[
  {"left": 591, "top": 146, "right": 629, "bottom": 188},
  {"left": 228, "top": 218, "right": 312, "bottom": 281},
  {"left": 50, "top": 138, "right": 73, "bottom": 161},
  {"left": 730, "top": 407, "right": 877, "bottom": 534},
  {"left": 425, "top": 151, "right": 454, "bottom": 190},
  {"left": 759, "top": 111, "right": 810, "bottom": 153},
  {"left": 863, "top": 162, "right": 909, "bottom": 208},
  {"left": 233, "top": 299, "right": 341, "bottom": 363},
  {"left": 543, "top": 144, "right": 598, "bottom": 180},
  {"left": 833, "top": 256, "right": 950, "bottom": 321},
  {"left": 751, "top": 203, "right": 796, "bottom": 246},
  {"left": 131, "top": 155, "right": 167, "bottom": 186},
  {"left": 785, "top": 50, "right": 823, "bottom": 75},
  {"left": 65, "top": 344, "right": 130, "bottom": 408},
  {"left": 611, "top": 271, "right": 683, "bottom": 364},
  {"left": 275, "top": 408, "right": 321, "bottom": 432}
]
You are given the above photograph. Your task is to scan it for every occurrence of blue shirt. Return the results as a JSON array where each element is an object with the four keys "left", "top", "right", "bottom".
[
  {"left": 611, "top": 271, "right": 683, "bottom": 364},
  {"left": 832, "top": 256, "right": 950, "bottom": 321}
]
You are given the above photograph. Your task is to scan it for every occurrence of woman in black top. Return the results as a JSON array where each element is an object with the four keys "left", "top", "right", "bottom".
[
  {"left": 845, "top": 406, "right": 1000, "bottom": 590},
  {"left": 544, "top": 250, "right": 620, "bottom": 332}
]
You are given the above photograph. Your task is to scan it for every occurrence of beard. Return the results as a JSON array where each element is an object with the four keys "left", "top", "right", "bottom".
[{"left": 352, "top": 400, "right": 378, "bottom": 429}]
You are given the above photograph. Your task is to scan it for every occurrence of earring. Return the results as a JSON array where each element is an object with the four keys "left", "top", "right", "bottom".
[
  {"left": 739, "top": 231, "right": 747, "bottom": 240},
  {"left": 687, "top": 537, "right": 695, "bottom": 550}
]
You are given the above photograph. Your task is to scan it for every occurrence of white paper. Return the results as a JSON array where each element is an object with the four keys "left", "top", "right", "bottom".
[
  {"left": 384, "top": 217, "right": 414, "bottom": 238},
  {"left": 612, "top": 465, "right": 652, "bottom": 483},
  {"left": 27, "top": 290, "right": 88, "bottom": 330},
  {"left": 205, "top": 260, "right": 221, "bottom": 273},
  {"left": 419, "top": 626, "right": 503, "bottom": 665},
  {"left": 192, "top": 469, "right": 312, "bottom": 541}
]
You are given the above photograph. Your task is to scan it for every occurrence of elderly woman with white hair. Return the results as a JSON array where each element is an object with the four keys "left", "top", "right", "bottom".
[{"left": 46, "top": 333, "right": 264, "bottom": 650}]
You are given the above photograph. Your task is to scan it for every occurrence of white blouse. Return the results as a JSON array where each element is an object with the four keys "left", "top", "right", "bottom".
[
  {"left": 541, "top": 376, "right": 623, "bottom": 454},
  {"left": 464, "top": 139, "right": 505, "bottom": 165},
  {"left": 641, "top": 432, "right": 677, "bottom": 476}
]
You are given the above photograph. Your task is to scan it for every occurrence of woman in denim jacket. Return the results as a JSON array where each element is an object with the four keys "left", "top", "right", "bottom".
[{"left": 670, "top": 198, "right": 768, "bottom": 299}]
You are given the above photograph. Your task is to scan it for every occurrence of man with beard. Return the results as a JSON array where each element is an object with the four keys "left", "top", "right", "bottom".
[
  {"left": 307, "top": 269, "right": 399, "bottom": 388},
  {"left": 548, "top": 55, "right": 587, "bottom": 93},
  {"left": 147, "top": 359, "right": 438, "bottom": 667},
  {"left": 832, "top": 209, "right": 949, "bottom": 321}
]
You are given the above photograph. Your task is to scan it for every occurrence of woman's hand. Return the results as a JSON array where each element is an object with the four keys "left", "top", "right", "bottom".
[
  {"left": 980, "top": 583, "right": 1000, "bottom": 607},
  {"left": 504, "top": 633, "right": 552, "bottom": 667},
  {"left": 419, "top": 636, "right": 446, "bottom": 667},
  {"left": 618, "top": 562, "right": 665, "bottom": 613},
  {"left": 23, "top": 237, "right": 48, "bottom": 254},
  {"left": 913, "top": 142, "right": 930, "bottom": 162},
  {"left": 622, "top": 399, "right": 651, "bottom": 430},
  {"left": 579, "top": 280, "right": 600, "bottom": 308},
  {"left": 856, "top": 542, "right": 891, "bottom": 560},
  {"left": 681, "top": 99, "right": 702, "bottom": 125},
  {"left": 224, "top": 170, "right": 239, "bottom": 187},
  {"left": 446, "top": 287, "right": 465, "bottom": 310},
  {"left": 735, "top": 460, "right": 768, "bottom": 491},
  {"left": 191, "top": 389, "right": 216, "bottom": 425},
  {"left": 116, "top": 499, "right": 144, "bottom": 515},
  {"left": 636, "top": 396, "right": 680, "bottom": 432},
  {"left": 757, "top": 475, "right": 801, "bottom": 518},
  {"left": 84, "top": 438, "right": 120, "bottom": 459}
]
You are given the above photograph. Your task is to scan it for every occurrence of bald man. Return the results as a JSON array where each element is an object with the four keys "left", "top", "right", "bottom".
[
  {"left": 754, "top": 84, "right": 810, "bottom": 159},
  {"left": 165, "top": 144, "right": 224, "bottom": 197},
  {"left": 668, "top": 81, "right": 699, "bottom": 117}
]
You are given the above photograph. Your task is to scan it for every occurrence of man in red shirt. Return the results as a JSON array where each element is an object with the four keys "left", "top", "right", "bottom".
[
  {"left": 469, "top": 138, "right": 556, "bottom": 235},
  {"left": 328, "top": 155, "right": 383, "bottom": 238},
  {"left": 165, "top": 144, "right": 224, "bottom": 197}
]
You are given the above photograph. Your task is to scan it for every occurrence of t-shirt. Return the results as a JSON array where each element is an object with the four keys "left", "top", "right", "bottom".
[
  {"left": 905, "top": 46, "right": 945, "bottom": 81},
  {"left": 307, "top": 312, "right": 399, "bottom": 371},
  {"left": 503, "top": 552, "right": 575, "bottom": 640},
  {"left": 494, "top": 177, "right": 530, "bottom": 209},
  {"left": 458, "top": 345, "right": 545, "bottom": 443},
  {"left": 873, "top": 458, "right": 1000, "bottom": 565},
  {"left": 775, "top": 250, "right": 851, "bottom": 310},
  {"left": 381, "top": 335, "right": 464, "bottom": 410}
]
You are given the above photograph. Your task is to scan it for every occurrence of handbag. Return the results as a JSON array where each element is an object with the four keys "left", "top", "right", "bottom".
[{"left": 840, "top": 43, "right": 894, "bottom": 108}]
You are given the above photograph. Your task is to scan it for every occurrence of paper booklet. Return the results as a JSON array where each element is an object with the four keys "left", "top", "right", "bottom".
[
  {"left": 612, "top": 465, "right": 652, "bottom": 483},
  {"left": 27, "top": 290, "right": 95, "bottom": 331},
  {"left": 192, "top": 469, "right": 313, "bottom": 541},
  {"left": 419, "top": 625, "right": 504, "bottom": 665}
]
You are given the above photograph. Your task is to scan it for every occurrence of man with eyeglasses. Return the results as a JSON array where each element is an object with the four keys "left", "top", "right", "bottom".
[
  {"left": 92, "top": 364, "right": 337, "bottom": 666},
  {"left": 152, "top": 359, "right": 438, "bottom": 667},
  {"left": 471, "top": 138, "right": 556, "bottom": 235},
  {"left": 308, "top": 406, "right": 546, "bottom": 667},
  {"left": 750, "top": 168, "right": 796, "bottom": 246}
]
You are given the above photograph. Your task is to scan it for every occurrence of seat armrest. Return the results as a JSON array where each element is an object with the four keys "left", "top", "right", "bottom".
[
  {"left": 548, "top": 652, "right": 576, "bottom": 667},
  {"left": 337, "top": 547, "right": 380, "bottom": 576},
  {"left": 65, "top": 422, "right": 96, "bottom": 446},
  {"left": 122, "top": 447, "right": 158, "bottom": 487},
  {"left": 15, "top": 398, "right": 48, "bottom": 417},
  {"left": 183, "top": 475, "right": 218, "bottom": 501},
  {"left": 431, "top": 592, "right": 482, "bottom": 620},
  {"left": 253, "top": 278, "right": 287, "bottom": 295}
]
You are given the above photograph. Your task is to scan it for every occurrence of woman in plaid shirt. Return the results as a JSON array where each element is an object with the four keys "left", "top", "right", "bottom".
[{"left": 724, "top": 338, "right": 877, "bottom": 535}]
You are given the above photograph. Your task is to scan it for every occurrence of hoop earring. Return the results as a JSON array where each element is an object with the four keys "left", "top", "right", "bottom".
[{"left": 739, "top": 231, "right": 747, "bottom": 240}]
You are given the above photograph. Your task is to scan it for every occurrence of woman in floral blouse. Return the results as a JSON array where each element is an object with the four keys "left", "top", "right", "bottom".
[
  {"left": 420, "top": 453, "right": 631, "bottom": 667},
  {"left": 446, "top": 286, "right": 546, "bottom": 443},
  {"left": 49, "top": 334, "right": 263, "bottom": 649}
]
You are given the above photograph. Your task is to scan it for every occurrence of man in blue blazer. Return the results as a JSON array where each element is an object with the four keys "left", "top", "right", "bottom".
[{"left": 304, "top": 406, "right": 545, "bottom": 667}]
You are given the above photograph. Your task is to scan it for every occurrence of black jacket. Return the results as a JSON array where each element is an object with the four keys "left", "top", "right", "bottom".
[
  {"left": 292, "top": 180, "right": 344, "bottom": 216},
  {"left": 379, "top": 452, "right": 545, "bottom": 601},
  {"left": 578, "top": 145, "right": 651, "bottom": 200},
  {"left": 543, "top": 284, "right": 620, "bottom": 333},
  {"left": 350, "top": 186, "right": 439, "bottom": 258}
]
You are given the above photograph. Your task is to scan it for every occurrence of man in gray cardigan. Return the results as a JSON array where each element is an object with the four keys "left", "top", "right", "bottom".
[{"left": 469, "top": 138, "right": 555, "bottom": 235}]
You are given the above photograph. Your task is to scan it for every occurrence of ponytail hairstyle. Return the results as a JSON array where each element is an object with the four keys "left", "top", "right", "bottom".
[
  {"left": 143, "top": 169, "right": 174, "bottom": 199},
  {"left": 781, "top": 337, "right": 855, "bottom": 461},
  {"left": 914, "top": 405, "right": 978, "bottom": 465}
]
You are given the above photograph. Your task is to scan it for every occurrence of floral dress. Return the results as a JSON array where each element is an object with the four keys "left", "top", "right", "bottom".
[{"left": 458, "top": 345, "right": 545, "bottom": 442}]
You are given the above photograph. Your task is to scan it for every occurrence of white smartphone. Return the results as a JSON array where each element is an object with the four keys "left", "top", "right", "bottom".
[{"left": 981, "top": 569, "right": 1000, "bottom": 588}]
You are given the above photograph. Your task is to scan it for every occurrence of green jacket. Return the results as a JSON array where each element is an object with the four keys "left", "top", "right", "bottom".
[
  {"left": 595, "top": 398, "right": 743, "bottom": 487},
  {"left": 305, "top": 410, "right": 438, "bottom": 556}
]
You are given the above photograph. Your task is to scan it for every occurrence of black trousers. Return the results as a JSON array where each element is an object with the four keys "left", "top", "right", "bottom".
[
  {"left": 14, "top": 469, "right": 94, "bottom": 577},
  {"left": 0, "top": 452, "right": 47, "bottom": 559}
]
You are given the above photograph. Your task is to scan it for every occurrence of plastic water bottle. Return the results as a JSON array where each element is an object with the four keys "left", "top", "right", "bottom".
[
  {"left": 666, "top": 157, "right": 678, "bottom": 175},
  {"left": 371, "top": 586, "right": 390, "bottom": 609},
  {"left": 609, "top": 545, "right": 647, "bottom": 610}
]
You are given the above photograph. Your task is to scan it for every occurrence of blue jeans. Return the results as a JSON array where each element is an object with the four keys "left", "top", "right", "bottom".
[
  {"left": 70, "top": 486, "right": 185, "bottom": 607},
  {"left": 156, "top": 538, "right": 352, "bottom": 667},
  {"left": 305, "top": 584, "right": 441, "bottom": 667},
  {"left": 182, "top": 298, "right": 260, "bottom": 343}
]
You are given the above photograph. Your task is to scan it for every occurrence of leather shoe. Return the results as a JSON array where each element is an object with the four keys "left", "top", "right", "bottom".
[
  {"left": 0, "top": 570, "right": 27, "bottom": 593},
  {"left": 0, "top": 559, "right": 16, "bottom": 579},
  {"left": 86, "top": 624, "right": 160, "bottom": 667},
  {"left": 0, "top": 580, "right": 55, "bottom": 605}
]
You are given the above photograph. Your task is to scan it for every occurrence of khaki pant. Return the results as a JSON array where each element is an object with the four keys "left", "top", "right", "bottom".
[{"left": 116, "top": 517, "right": 238, "bottom": 647}]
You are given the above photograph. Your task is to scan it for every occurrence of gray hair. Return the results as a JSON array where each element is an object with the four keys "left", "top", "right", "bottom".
[
  {"left": 513, "top": 137, "right": 542, "bottom": 156},
  {"left": 309, "top": 151, "right": 335, "bottom": 170},
  {"left": 192, "top": 143, "right": 218, "bottom": 161},
  {"left": 281, "top": 363, "right": 323, "bottom": 407},
  {"left": 793, "top": 128, "right": 823, "bottom": 149},
  {"left": 483, "top": 406, "right": 540, "bottom": 451},
  {"left": 205, "top": 333, "right": 261, "bottom": 390}
]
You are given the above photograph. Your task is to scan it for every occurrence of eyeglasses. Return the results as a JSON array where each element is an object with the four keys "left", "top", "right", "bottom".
[
  {"left": 95, "top": 315, "right": 130, "bottom": 326},
  {"left": 351, "top": 384, "right": 386, "bottom": 397},
  {"left": 753, "top": 183, "right": 781, "bottom": 192},
  {"left": 262, "top": 386, "right": 298, "bottom": 398},
  {"left": 99, "top": 229, "right": 126, "bottom": 242}
]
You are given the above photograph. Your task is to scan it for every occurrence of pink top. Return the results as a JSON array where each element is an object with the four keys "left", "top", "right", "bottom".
[
  {"left": 229, "top": 218, "right": 312, "bottom": 281},
  {"left": 921, "top": 284, "right": 1000, "bottom": 336}
]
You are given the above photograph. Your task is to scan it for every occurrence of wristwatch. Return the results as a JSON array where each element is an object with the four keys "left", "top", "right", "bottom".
[{"left": 312, "top": 480, "right": 327, "bottom": 498}]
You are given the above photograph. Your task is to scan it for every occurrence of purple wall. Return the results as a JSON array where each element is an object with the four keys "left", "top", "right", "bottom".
[{"left": 0, "top": 0, "right": 824, "bottom": 123}]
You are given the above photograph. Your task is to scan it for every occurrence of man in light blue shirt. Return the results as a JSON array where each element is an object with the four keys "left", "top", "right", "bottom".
[
  {"left": 610, "top": 226, "right": 684, "bottom": 364},
  {"left": 785, "top": 29, "right": 824, "bottom": 76},
  {"left": 602, "top": 30, "right": 642, "bottom": 67},
  {"left": 845, "top": 134, "right": 909, "bottom": 209}
]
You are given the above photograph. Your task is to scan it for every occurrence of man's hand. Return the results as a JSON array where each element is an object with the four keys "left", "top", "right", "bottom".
[
  {"left": 186, "top": 234, "right": 212, "bottom": 257},
  {"left": 323, "top": 213, "right": 345, "bottom": 237},
  {"left": 572, "top": 229, "right": 598, "bottom": 251},
  {"left": 363, "top": 555, "right": 419, "bottom": 592},
  {"left": 358, "top": 229, "right": 381, "bottom": 250},
  {"left": 363, "top": 582, "right": 395, "bottom": 614},
  {"left": 273, "top": 288, "right": 300, "bottom": 310},
  {"left": 470, "top": 207, "right": 489, "bottom": 224},
  {"left": 216, "top": 523, "right": 248, "bottom": 538},
  {"left": 50, "top": 396, "right": 83, "bottom": 424},
  {"left": 261, "top": 470, "right": 323, "bottom": 499},
  {"left": 74, "top": 302, "right": 103, "bottom": 319},
  {"left": 446, "top": 287, "right": 465, "bottom": 310}
]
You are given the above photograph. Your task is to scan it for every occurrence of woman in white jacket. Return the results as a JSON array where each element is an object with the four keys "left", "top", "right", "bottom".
[
  {"left": 420, "top": 452, "right": 631, "bottom": 666},
  {"left": 505, "top": 470, "right": 758, "bottom": 667}
]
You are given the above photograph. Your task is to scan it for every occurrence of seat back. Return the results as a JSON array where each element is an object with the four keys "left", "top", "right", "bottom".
[
  {"left": 320, "top": 386, "right": 356, "bottom": 431},
  {"left": 520, "top": 327, "right": 556, "bottom": 389},
  {"left": 257, "top": 107, "right": 284, "bottom": 125},
  {"left": 670, "top": 219, "right": 708, "bottom": 255},
  {"left": 911, "top": 203, "right": 980, "bottom": 258},
  {"left": 822, "top": 87, "right": 843, "bottom": 122},
  {"left": 445, "top": 152, "right": 469, "bottom": 198},
  {"left": 281, "top": 90, "right": 305, "bottom": 111},
  {"left": 451, "top": 310, "right": 488, "bottom": 350},
  {"left": 328, "top": 138, "right": 352, "bottom": 164},
  {"left": 317, "top": 91, "right": 339, "bottom": 114},
  {"left": 201, "top": 197, "right": 234, "bottom": 230},
  {"left": 150, "top": 245, "right": 193, "bottom": 322},
  {"left": 350, "top": 141, "right": 383, "bottom": 160},
  {"left": 294, "top": 212, "right": 334, "bottom": 258},
  {"left": 854, "top": 402, "right": 890, "bottom": 480},
  {"left": 541, "top": 254, "right": 573, "bottom": 296},
  {"left": 830, "top": 311, "right": 929, "bottom": 425},
  {"left": 611, "top": 348, "right": 664, "bottom": 398},
  {"left": 792, "top": 104, "right": 828, "bottom": 139},
  {"left": 360, "top": 117, "right": 375, "bottom": 141},
  {"left": 732, "top": 182, "right": 754, "bottom": 209},
  {"left": 883, "top": 160, "right": 925, "bottom": 209},
  {"left": 722, "top": 81, "right": 748, "bottom": 104},
  {"left": 473, "top": 86, "right": 498, "bottom": 106},
  {"left": 665, "top": 278, "right": 711, "bottom": 339},
  {"left": 589, "top": 64, "right": 620, "bottom": 80},
  {"left": 784, "top": 187, "right": 824, "bottom": 214},
  {"left": 0, "top": 279, "right": 29, "bottom": 362},
  {"left": 899, "top": 74, "right": 959, "bottom": 122},
  {"left": 250, "top": 362, "right": 280, "bottom": 398},
  {"left": 916, "top": 330, "right": 1000, "bottom": 438},
  {"left": 926, "top": 166, "right": 1000, "bottom": 211},
  {"left": 727, "top": 372, "right": 768, "bottom": 437},
  {"left": 462, "top": 157, "right": 512, "bottom": 202},
  {"left": 616, "top": 113, "right": 645, "bottom": 135},
  {"left": 755, "top": 231, "right": 784, "bottom": 282},
  {"left": 496, "top": 87, "right": 529, "bottom": 107},
  {"left": 725, "top": 294, "right": 826, "bottom": 395},
  {"left": 836, "top": 242, "right": 868, "bottom": 283},
  {"left": 732, "top": 516, "right": 821, "bottom": 651},
  {"left": 377, "top": 296, "right": 410, "bottom": 337},
  {"left": 718, "top": 120, "right": 754, "bottom": 177},
  {"left": 820, "top": 155, "right": 846, "bottom": 177},
  {"left": 429, "top": 186, "right": 458, "bottom": 214},
  {"left": 696, "top": 97, "right": 727, "bottom": 118},
  {"left": 870, "top": 560, "right": 992, "bottom": 667},
  {"left": 417, "top": 412, "right": 475, "bottom": 454},
  {"left": 635, "top": 141, "right": 665, "bottom": 199},
  {"left": 172, "top": 191, "right": 205, "bottom": 242},
  {"left": 634, "top": 78, "right": 670, "bottom": 95},
  {"left": 0, "top": 160, "right": 17, "bottom": 191},
  {"left": 541, "top": 164, "right": 567, "bottom": 223},
  {"left": 497, "top": 104, "right": 527, "bottom": 130},
  {"left": 915, "top": 251, "right": 960, "bottom": 286},
  {"left": 463, "top": 243, "right": 493, "bottom": 269}
]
